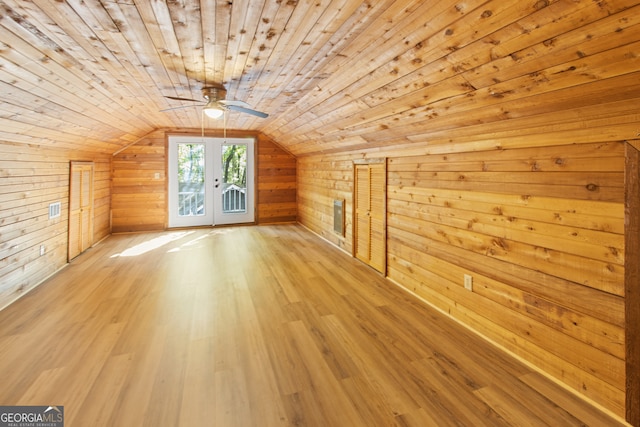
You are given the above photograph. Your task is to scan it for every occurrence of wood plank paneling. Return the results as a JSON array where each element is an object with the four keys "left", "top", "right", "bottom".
[
  {"left": 111, "top": 130, "right": 167, "bottom": 233},
  {"left": 262, "top": 1, "right": 639, "bottom": 154},
  {"left": 111, "top": 129, "right": 296, "bottom": 232},
  {"left": 0, "top": 141, "right": 111, "bottom": 310},
  {"left": 297, "top": 140, "right": 626, "bottom": 418},
  {"left": 2, "top": 0, "right": 637, "bottom": 157},
  {"left": 257, "top": 134, "right": 297, "bottom": 224},
  {"left": 297, "top": 155, "right": 354, "bottom": 252}
]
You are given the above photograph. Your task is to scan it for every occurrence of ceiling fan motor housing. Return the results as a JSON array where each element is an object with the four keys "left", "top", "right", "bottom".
[{"left": 202, "top": 84, "right": 226, "bottom": 102}]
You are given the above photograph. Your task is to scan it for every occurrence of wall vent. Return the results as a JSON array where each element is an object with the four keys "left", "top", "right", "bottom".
[{"left": 49, "top": 202, "right": 61, "bottom": 219}]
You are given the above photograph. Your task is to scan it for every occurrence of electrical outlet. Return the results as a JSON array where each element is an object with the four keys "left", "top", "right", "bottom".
[{"left": 464, "top": 274, "right": 473, "bottom": 291}]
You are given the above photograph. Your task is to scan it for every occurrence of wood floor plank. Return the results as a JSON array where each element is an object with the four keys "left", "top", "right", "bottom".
[
  {"left": 215, "top": 368, "right": 253, "bottom": 427},
  {"left": 72, "top": 354, "right": 132, "bottom": 427},
  {"left": 56, "top": 321, "right": 129, "bottom": 427},
  {"left": 283, "top": 319, "right": 367, "bottom": 426},
  {"left": 108, "top": 327, "right": 168, "bottom": 427},
  {"left": 320, "top": 311, "right": 424, "bottom": 417},
  {"left": 0, "top": 224, "right": 628, "bottom": 426},
  {"left": 178, "top": 337, "right": 216, "bottom": 426},
  {"left": 518, "top": 372, "right": 626, "bottom": 426},
  {"left": 473, "top": 374, "right": 586, "bottom": 427},
  {"left": 16, "top": 366, "right": 68, "bottom": 406},
  {"left": 474, "top": 384, "right": 550, "bottom": 427},
  {"left": 407, "top": 357, "right": 509, "bottom": 427}
]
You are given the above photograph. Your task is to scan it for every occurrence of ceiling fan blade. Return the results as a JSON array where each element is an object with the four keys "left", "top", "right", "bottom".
[
  {"left": 219, "top": 100, "right": 251, "bottom": 108},
  {"left": 160, "top": 104, "right": 202, "bottom": 112},
  {"left": 225, "top": 104, "right": 269, "bottom": 118},
  {"left": 165, "top": 95, "right": 202, "bottom": 102}
]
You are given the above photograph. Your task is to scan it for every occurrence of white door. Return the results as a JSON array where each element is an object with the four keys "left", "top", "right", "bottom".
[{"left": 168, "top": 136, "right": 255, "bottom": 227}]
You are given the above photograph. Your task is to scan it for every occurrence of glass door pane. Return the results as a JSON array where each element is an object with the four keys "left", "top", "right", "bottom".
[
  {"left": 221, "top": 144, "right": 247, "bottom": 214},
  {"left": 178, "top": 143, "right": 205, "bottom": 217},
  {"left": 168, "top": 139, "right": 213, "bottom": 227}
]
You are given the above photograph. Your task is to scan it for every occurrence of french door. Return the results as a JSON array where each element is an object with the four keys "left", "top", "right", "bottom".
[{"left": 168, "top": 136, "right": 255, "bottom": 227}]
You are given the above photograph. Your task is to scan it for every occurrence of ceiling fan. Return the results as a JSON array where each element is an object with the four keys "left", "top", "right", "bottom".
[{"left": 162, "top": 84, "right": 268, "bottom": 119}]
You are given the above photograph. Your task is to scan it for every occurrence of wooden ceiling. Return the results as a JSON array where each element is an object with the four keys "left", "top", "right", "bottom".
[{"left": 1, "top": 0, "right": 638, "bottom": 156}]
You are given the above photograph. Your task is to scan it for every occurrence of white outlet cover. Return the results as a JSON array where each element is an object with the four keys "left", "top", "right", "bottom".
[{"left": 464, "top": 274, "right": 473, "bottom": 291}]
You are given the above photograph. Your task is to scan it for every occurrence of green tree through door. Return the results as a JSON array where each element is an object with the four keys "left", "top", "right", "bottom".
[{"left": 222, "top": 144, "right": 247, "bottom": 186}]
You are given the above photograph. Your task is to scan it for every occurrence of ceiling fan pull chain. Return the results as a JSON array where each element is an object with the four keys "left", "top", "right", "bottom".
[
  {"left": 223, "top": 109, "right": 227, "bottom": 143},
  {"left": 201, "top": 108, "right": 205, "bottom": 142}
]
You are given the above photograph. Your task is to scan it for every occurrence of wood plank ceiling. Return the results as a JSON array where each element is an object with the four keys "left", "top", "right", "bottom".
[{"left": 0, "top": 0, "right": 638, "bottom": 156}]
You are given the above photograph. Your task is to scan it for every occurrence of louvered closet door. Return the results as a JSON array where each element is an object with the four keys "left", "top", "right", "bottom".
[
  {"left": 354, "top": 160, "right": 386, "bottom": 274},
  {"left": 354, "top": 164, "right": 371, "bottom": 263},
  {"left": 69, "top": 162, "right": 94, "bottom": 260}
]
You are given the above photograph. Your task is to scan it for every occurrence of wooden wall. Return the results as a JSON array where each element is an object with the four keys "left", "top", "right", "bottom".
[
  {"left": 111, "top": 130, "right": 167, "bottom": 232},
  {"left": 256, "top": 134, "right": 297, "bottom": 224},
  {"left": 0, "top": 141, "right": 111, "bottom": 310},
  {"left": 111, "top": 129, "right": 296, "bottom": 233},
  {"left": 298, "top": 155, "right": 354, "bottom": 253},
  {"left": 297, "top": 140, "right": 626, "bottom": 417}
]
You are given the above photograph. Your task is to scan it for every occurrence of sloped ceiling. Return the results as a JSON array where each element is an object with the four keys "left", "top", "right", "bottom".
[{"left": 0, "top": 0, "right": 638, "bottom": 156}]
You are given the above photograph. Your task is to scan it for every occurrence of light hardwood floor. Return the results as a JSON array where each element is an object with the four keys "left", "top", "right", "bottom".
[{"left": 0, "top": 224, "right": 627, "bottom": 426}]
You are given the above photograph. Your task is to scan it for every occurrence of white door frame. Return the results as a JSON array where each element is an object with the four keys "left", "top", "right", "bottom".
[{"left": 168, "top": 135, "right": 255, "bottom": 228}]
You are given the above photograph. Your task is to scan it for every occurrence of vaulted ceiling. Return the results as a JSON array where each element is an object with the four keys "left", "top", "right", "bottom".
[{"left": 1, "top": 0, "right": 638, "bottom": 156}]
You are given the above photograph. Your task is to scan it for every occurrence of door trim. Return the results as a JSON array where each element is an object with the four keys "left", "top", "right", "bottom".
[
  {"left": 167, "top": 135, "right": 256, "bottom": 228},
  {"left": 625, "top": 141, "right": 639, "bottom": 426}
]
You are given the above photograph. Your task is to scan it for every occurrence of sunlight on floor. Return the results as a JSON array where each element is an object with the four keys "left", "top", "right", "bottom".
[
  {"left": 111, "top": 231, "right": 195, "bottom": 257},
  {"left": 110, "top": 229, "right": 236, "bottom": 257}
]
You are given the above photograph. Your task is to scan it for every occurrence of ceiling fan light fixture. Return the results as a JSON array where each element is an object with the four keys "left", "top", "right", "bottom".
[{"left": 203, "top": 101, "right": 224, "bottom": 119}]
